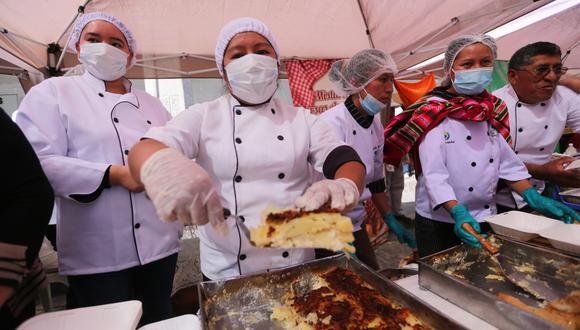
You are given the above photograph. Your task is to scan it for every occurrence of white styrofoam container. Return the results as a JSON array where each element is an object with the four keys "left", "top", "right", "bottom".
[
  {"left": 484, "top": 211, "right": 560, "bottom": 241},
  {"left": 538, "top": 223, "right": 580, "bottom": 255}
]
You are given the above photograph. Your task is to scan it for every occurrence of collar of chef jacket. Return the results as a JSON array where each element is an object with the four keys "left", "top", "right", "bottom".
[{"left": 81, "top": 71, "right": 139, "bottom": 108}]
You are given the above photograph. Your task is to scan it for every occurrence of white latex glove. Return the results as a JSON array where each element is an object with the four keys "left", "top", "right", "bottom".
[
  {"left": 141, "top": 148, "right": 224, "bottom": 228},
  {"left": 295, "top": 178, "right": 360, "bottom": 211}
]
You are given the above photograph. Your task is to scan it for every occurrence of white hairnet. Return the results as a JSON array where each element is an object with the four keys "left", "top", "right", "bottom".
[
  {"left": 68, "top": 12, "right": 137, "bottom": 66},
  {"left": 442, "top": 34, "right": 497, "bottom": 84},
  {"left": 214, "top": 17, "right": 280, "bottom": 76},
  {"left": 328, "top": 49, "right": 397, "bottom": 97}
]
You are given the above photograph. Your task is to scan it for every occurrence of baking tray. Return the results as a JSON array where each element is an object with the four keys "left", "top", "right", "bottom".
[
  {"left": 418, "top": 236, "right": 580, "bottom": 330},
  {"left": 198, "top": 254, "right": 466, "bottom": 329}
]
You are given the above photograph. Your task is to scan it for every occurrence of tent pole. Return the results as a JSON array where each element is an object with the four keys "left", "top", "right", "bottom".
[
  {"left": 0, "top": 28, "right": 47, "bottom": 47},
  {"left": 356, "top": 0, "right": 375, "bottom": 48},
  {"left": 137, "top": 53, "right": 215, "bottom": 63},
  {"left": 133, "top": 63, "right": 189, "bottom": 75},
  {"left": 398, "top": 18, "right": 458, "bottom": 63},
  {"left": 56, "top": 0, "right": 92, "bottom": 44},
  {"left": 0, "top": 33, "right": 45, "bottom": 68},
  {"left": 562, "top": 37, "right": 580, "bottom": 63},
  {"left": 187, "top": 68, "right": 220, "bottom": 75}
]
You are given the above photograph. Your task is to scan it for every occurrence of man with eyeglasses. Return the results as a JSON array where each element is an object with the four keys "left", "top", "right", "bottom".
[{"left": 493, "top": 41, "right": 580, "bottom": 213}]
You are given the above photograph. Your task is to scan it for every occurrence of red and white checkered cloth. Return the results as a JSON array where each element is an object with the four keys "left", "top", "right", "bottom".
[{"left": 286, "top": 59, "right": 336, "bottom": 108}]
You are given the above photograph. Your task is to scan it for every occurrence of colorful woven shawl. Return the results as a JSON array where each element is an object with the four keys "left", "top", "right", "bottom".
[{"left": 383, "top": 88, "right": 510, "bottom": 174}]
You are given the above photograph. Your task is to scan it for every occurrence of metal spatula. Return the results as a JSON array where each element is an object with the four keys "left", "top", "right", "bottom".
[
  {"left": 462, "top": 223, "right": 558, "bottom": 301},
  {"left": 223, "top": 208, "right": 254, "bottom": 245}
]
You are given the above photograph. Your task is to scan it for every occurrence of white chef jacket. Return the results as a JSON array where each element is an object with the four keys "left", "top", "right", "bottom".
[
  {"left": 415, "top": 99, "right": 530, "bottom": 223},
  {"left": 145, "top": 94, "right": 347, "bottom": 280},
  {"left": 319, "top": 101, "right": 384, "bottom": 231},
  {"left": 15, "top": 72, "right": 182, "bottom": 275},
  {"left": 493, "top": 84, "right": 580, "bottom": 208}
]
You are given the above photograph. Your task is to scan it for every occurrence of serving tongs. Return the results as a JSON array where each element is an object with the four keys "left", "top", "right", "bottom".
[{"left": 462, "top": 223, "right": 560, "bottom": 302}]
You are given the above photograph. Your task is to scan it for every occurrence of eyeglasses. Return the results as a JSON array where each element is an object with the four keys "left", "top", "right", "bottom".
[{"left": 516, "top": 64, "right": 568, "bottom": 80}]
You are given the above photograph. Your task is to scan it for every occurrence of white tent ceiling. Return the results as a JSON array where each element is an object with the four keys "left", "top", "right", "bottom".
[
  {"left": 398, "top": 0, "right": 580, "bottom": 79},
  {"left": 1, "top": 0, "right": 574, "bottom": 84}
]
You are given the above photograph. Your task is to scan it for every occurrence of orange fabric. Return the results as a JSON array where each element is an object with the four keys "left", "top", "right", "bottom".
[{"left": 394, "top": 73, "right": 437, "bottom": 108}]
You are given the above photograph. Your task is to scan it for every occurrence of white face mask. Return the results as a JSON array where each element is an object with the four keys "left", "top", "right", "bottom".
[
  {"left": 79, "top": 43, "right": 129, "bottom": 81},
  {"left": 225, "top": 54, "right": 278, "bottom": 104}
]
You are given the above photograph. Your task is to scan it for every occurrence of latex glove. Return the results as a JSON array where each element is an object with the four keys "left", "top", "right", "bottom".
[
  {"left": 450, "top": 204, "right": 481, "bottom": 248},
  {"left": 383, "top": 213, "right": 417, "bottom": 249},
  {"left": 522, "top": 187, "right": 579, "bottom": 224},
  {"left": 295, "top": 178, "right": 359, "bottom": 211},
  {"left": 141, "top": 148, "right": 224, "bottom": 228}
]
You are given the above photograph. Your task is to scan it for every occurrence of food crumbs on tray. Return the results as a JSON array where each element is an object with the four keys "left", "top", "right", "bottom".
[
  {"left": 271, "top": 267, "right": 432, "bottom": 329},
  {"left": 485, "top": 274, "right": 505, "bottom": 281}
]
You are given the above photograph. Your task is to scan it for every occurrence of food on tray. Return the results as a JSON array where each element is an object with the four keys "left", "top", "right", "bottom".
[
  {"left": 498, "top": 292, "right": 580, "bottom": 329},
  {"left": 399, "top": 250, "right": 419, "bottom": 268},
  {"left": 272, "top": 267, "right": 430, "bottom": 330},
  {"left": 250, "top": 207, "right": 355, "bottom": 253}
]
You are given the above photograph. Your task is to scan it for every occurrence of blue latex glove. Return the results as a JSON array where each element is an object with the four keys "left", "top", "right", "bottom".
[
  {"left": 383, "top": 213, "right": 417, "bottom": 249},
  {"left": 450, "top": 204, "right": 481, "bottom": 248},
  {"left": 522, "top": 188, "right": 579, "bottom": 224}
]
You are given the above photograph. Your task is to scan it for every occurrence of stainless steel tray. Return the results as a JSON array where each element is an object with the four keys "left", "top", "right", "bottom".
[
  {"left": 418, "top": 236, "right": 580, "bottom": 330},
  {"left": 198, "top": 254, "right": 466, "bottom": 329}
]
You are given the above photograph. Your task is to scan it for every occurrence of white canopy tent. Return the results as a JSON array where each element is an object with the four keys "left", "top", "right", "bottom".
[
  {"left": 398, "top": 0, "right": 580, "bottom": 79},
  {"left": 1, "top": 0, "right": 567, "bottom": 87}
]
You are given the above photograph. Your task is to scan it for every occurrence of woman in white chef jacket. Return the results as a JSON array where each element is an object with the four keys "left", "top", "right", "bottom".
[
  {"left": 318, "top": 49, "right": 416, "bottom": 269},
  {"left": 128, "top": 17, "right": 366, "bottom": 281},
  {"left": 383, "top": 35, "right": 578, "bottom": 257},
  {"left": 14, "top": 13, "right": 181, "bottom": 325}
]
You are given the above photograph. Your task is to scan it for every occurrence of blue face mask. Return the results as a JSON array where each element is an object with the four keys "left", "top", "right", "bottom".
[
  {"left": 360, "top": 89, "right": 387, "bottom": 115},
  {"left": 452, "top": 67, "right": 493, "bottom": 95}
]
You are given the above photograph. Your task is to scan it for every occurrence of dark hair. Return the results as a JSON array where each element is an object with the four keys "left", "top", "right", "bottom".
[{"left": 508, "top": 42, "right": 561, "bottom": 70}]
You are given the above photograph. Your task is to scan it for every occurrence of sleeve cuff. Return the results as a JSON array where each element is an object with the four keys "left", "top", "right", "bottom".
[
  {"left": 70, "top": 165, "right": 111, "bottom": 203},
  {"left": 367, "top": 178, "right": 386, "bottom": 193},
  {"left": 322, "top": 145, "right": 365, "bottom": 179}
]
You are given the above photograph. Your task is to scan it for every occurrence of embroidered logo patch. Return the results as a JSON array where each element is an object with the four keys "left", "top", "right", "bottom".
[{"left": 444, "top": 131, "right": 455, "bottom": 144}]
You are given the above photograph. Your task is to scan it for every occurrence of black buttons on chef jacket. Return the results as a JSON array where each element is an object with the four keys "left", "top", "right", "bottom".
[
  {"left": 239, "top": 254, "right": 247, "bottom": 261},
  {"left": 540, "top": 147, "right": 545, "bottom": 151},
  {"left": 466, "top": 135, "right": 472, "bottom": 141},
  {"left": 98, "top": 92, "right": 104, "bottom": 97},
  {"left": 545, "top": 125, "right": 548, "bottom": 130},
  {"left": 124, "top": 150, "right": 129, "bottom": 155},
  {"left": 517, "top": 103, "right": 522, "bottom": 108},
  {"left": 236, "top": 109, "right": 242, "bottom": 115},
  {"left": 278, "top": 173, "right": 285, "bottom": 179},
  {"left": 113, "top": 117, "right": 119, "bottom": 123},
  {"left": 271, "top": 108, "right": 276, "bottom": 114},
  {"left": 277, "top": 135, "right": 284, "bottom": 141},
  {"left": 541, "top": 103, "right": 546, "bottom": 106},
  {"left": 282, "top": 251, "right": 289, "bottom": 258},
  {"left": 353, "top": 130, "right": 357, "bottom": 135},
  {"left": 515, "top": 151, "right": 519, "bottom": 154},
  {"left": 239, "top": 216, "right": 245, "bottom": 223},
  {"left": 468, "top": 187, "right": 474, "bottom": 192},
  {"left": 471, "top": 162, "right": 477, "bottom": 167},
  {"left": 484, "top": 205, "right": 490, "bottom": 209},
  {"left": 235, "top": 137, "right": 242, "bottom": 144},
  {"left": 489, "top": 158, "right": 494, "bottom": 163},
  {"left": 518, "top": 128, "right": 523, "bottom": 133},
  {"left": 147, "top": 120, "right": 152, "bottom": 124},
  {"left": 134, "top": 223, "right": 141, "bottom": 229},
  {"left": 235, "top": 175, "right": 242, "bottom": 182}
]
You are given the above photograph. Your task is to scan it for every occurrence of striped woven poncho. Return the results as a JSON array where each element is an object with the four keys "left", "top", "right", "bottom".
[{"left": 383, "top": 88, "right": 510, "bottom": 175}]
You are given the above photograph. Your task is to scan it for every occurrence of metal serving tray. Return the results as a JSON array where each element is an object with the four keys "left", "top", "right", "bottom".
[
  {"left": 198, "top": 254, "right": 466, "bottom": 329},
  {"left": 418, "top": 236, "right": 580, "bottom": 330}
]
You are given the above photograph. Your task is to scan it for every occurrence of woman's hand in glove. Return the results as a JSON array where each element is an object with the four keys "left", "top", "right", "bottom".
[
  {"left": 295, "top": 178, "right": 359, "bottom": 212},
  {"left": 522, "top": 187, "right": 579, "bottom": 224},
  {"left": 450, "top": 204, "right": 482, "bottom": 248},
  {"left": 140, "top": 148, "right": 223, "bottom": 227},
  {"left": 383, "top": 213, "right": 417, "bottom": 249}
]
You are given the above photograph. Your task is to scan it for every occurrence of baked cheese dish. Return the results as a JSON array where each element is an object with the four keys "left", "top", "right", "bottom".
[
  {"left": 272, "top": 267, "right": 430, "bottom": 329},
  {"left": 250, "top": 207, "right": 355, "bottom": 253}
]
